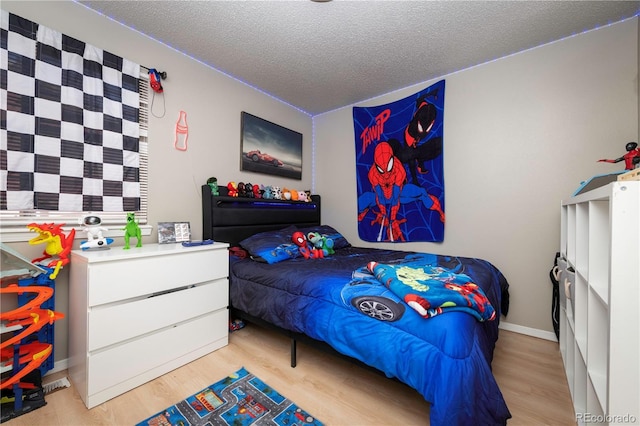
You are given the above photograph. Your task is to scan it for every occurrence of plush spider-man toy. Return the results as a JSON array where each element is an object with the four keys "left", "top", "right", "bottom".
[{"left": 292, "top": 231, "right": 323, "bottom": 259}]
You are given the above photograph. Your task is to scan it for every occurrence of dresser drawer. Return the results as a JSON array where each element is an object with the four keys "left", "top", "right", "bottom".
[
  {"left": 88, "top": 279, "right": 228, "bottom": 351},
  {"left": 87, "top": 309, "right": 228, "bottom": 397},
  {"left": 87, "top": 248, "right": 228, "bottom": 306}
]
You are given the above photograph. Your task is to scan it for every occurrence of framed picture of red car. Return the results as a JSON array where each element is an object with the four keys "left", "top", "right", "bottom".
[{"left": 240, "top": 111, "right": 302, "bottom": 180}]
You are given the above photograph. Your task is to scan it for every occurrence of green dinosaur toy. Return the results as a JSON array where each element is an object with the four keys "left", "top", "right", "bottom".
[{"left": 123, "top": 212, "right": 142, "bottom": 249}]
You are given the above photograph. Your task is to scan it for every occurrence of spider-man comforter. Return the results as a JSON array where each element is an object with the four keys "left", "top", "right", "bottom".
[{"left": 229, "top": 246, "right": 511, "bottom": 425}]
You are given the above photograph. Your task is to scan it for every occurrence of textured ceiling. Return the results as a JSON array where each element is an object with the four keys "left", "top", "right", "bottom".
[{"left": 79, "top": 0, "right": 640, "bottom": 116}]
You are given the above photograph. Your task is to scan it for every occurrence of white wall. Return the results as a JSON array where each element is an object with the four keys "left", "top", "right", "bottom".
[
  {"left": 1, "top": 1, "right": 314, "bottom": 365},
  {"left": 314, "top": 18, "right": 639, "bottom": 336}
]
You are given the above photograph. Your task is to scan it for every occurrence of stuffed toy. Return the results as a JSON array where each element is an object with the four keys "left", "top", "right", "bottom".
[
  {"left": 244, "top": 182, "right": 254, "bottom": 198},
  {"left": 307, "top": 232, "right": 335, "bottom": 256},
  {"left": 297, "top": 191, "right": 308, "bottom": 202},
  {"left": 292, "top": 231, "right": 323, "bottom": 259},
  {"left": 305, "top": 190, "right": 312, "bottom": 202},
  {"left": 237, "top": 181, "right": 246, "bottom": 197},
  {"left": 272, "top": 186, "right": 282, "bottom": 200},
  {"left": 290, "top": 189, "right": 299, "bottom": 201},
  {"left": 282, "top": 188, "right": 292, "bottom": 200},
  {"left": 252, "top": 184, "right": 263, "bottom": 198},
  {"left": 227, "top": 181, "right": 238, "bottom": 197},
  {"left": 262, "top": 185, "right": 273, "bottom": 199}
]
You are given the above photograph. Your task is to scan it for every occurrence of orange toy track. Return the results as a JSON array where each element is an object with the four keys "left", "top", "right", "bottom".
[
  {"left": 0, "top": 309, "right": 64, "bottom": 350},
  {"left": 0, "top": 342, "right": 52, "bottom": 389},
  {"left": 0, "top": 285, "right": 54, "bottom": 317},
  {"left": 1, "top": 284, "right": 64, "bottom": 349}
]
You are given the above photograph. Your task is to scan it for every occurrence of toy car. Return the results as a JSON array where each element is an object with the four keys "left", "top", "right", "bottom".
[{"left": 246, "top": 150, "right": 283, "bottom": 167}]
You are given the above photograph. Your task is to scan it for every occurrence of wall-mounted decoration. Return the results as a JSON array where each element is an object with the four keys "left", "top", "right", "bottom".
[
  {"left": 157, "top": 222, "right": 191, "bottom": 244},
  {"left": 174, "top": 110, "right": 188, "bottom": 151},
  {"left": 353, "top": 80, "right": 446, "bottom": 243},
  {"left": 240, "top": 112, "right": 302, "bottom": 180}
]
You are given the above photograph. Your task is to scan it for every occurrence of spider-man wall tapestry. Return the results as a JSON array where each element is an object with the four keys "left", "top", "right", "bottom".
[{"left": 353, "top": 80, "right": 445, "bottom": 243}]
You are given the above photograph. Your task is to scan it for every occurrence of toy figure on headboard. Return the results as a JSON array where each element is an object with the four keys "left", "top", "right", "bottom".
[
  {"left": 123, "top": 213, "right": 142, "bottom": 250},
  {"left": 598, "top": 142, "right": 640, "bottom": 170},
  {"left": 207, "top": 177, "right": 219, "bottom": 195},
  {"left": 227, "top": 181, "right": 239, "bottom": 197}
]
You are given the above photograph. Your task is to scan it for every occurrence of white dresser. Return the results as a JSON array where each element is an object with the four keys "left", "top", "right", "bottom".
[{"left": 68, "top": 242, "right": 229, "bottom": 409}]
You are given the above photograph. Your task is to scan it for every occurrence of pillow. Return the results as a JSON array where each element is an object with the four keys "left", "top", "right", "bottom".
[
  {"left": 238, "top": 225, "right": 300, "bottom": 264},
  {"left": 297, "top": 225, "right": 351, "bottom": 250}
]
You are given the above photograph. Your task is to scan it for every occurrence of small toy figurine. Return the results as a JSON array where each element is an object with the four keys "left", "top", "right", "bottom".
[
  {"left": 244, "top": 182, "right": 253, "bottom": 198},
  {"left": 252, "top": 184, "right": 263, "bottom": 198},
  {"left": 227, "top": 181, "right": 239, "bottom": 197},
  {"left": 282, "top": 188, "right": 292, "bottom": 200},
  {"left": 272, "top": 186, "right": 282, "bottom": 200},
  {"left": 207, "top": 177, "right": 219, "bottom": 195},
  {"left": 598, "top": 142, "right": 640, "bottom": 170},
  {"left": 123, "top": 213, "right": 142, "bottom": 250},
  {"left": 262, "top": 185, "right": 273, "bottom": 199},
  {"left": 27, "top": 222, "right": 75, "bottom": 279},
  {"left": 79, "top": 215, "right": 113, "bottom": 250}
]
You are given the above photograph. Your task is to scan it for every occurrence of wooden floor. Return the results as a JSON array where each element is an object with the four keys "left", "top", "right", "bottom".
[{"left": 5, "top": 325, "right": 576, "bottom": 425}]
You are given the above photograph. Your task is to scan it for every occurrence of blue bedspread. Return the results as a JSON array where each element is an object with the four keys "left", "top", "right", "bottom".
[{"left": 230, "top": 246, "right": 511, "bottom": 425}]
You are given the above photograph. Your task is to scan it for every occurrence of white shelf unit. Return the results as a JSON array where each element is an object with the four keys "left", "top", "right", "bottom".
[
  {"left": 68, "top": 242, "right": 229, "bottom": 409},
  {"left": 559, "top": 181, "right": 639, "bottom": 425}
]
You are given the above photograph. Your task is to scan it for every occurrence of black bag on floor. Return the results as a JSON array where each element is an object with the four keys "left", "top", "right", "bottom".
[{"left": 549, "top": 252, "right": 560, "bottom": 340}]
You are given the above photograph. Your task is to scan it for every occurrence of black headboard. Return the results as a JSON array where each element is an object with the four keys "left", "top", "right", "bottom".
[{"left": 201, "top": 185, "right": 321, "bottom": 246}]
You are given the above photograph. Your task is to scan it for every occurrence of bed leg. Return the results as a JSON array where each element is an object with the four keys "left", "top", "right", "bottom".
[{"left": 291, "top": 337, "right": 297, "bottom": 368}]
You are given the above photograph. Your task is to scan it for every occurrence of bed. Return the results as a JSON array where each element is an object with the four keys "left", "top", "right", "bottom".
[{"left": 202, "top": 186, "right": 511, "bottom": 425}]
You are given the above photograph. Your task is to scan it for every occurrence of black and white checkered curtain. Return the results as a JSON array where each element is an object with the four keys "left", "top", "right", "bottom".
[{"left": 1, "top": 10, "right": 141, "bottom": 212}]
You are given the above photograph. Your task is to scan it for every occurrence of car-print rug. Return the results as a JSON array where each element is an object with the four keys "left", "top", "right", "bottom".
[{"left": 135, "top": 367, "right": 322, "bottom": 426}]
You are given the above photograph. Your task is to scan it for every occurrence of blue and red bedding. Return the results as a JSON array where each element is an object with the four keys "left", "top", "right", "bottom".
[{"left": 229, "top": 243, "right": 511, "bottom": 425}]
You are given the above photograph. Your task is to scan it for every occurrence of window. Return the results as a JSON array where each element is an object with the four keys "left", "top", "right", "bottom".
[{"left": 0, "top": 11, "right": 149, "bottom": 242}]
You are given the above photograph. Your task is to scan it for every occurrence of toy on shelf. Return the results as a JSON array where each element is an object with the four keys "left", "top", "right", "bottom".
[
  {"left": 123, "top": 213, "right": 142, "bottom": 250},
  {"left": 27, "top": 223, "right": 75, "bottom": 280},
  {"left": 262, "top": 185, "right": 273, "bottom": 199},
  {"left": 79, "top": 215, "right": 113, "bottom": 251},
  {"left": 206, "top": 177, "right": 219, "bottom": 196},
  {"left": 227, "top": 182, "right": 239, "bottom": 197},
  {"left": 252, "top": 184, "right": 263, "bottom": 198},
  {"left": 598, "top": 141, "right": 640, "bottom": 170},
  {"left": 272, "top": 186, "right": 282, "bottom": 200}
]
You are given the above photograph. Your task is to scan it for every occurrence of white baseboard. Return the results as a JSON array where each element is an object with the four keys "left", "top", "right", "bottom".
[
  {"left": 499, "top": 321, "right": 558, "bottom": 342},
  {"left": 44, "top": 358, "right": 69, "bottom": 377}
]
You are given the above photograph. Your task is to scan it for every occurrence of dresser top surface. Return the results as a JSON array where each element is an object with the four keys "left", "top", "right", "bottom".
[{"left": 70, "top": 242, "right": 229, "bottom": 263}]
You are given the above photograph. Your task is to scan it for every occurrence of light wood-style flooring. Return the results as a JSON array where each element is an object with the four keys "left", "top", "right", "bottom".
[{"left": 5, "top": 324, "right": 576, "bottom": 425}]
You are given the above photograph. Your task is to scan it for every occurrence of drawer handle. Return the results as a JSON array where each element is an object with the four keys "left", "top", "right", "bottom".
[{"left": 148, "top": 285, "right": 194, "bottom": 298}]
